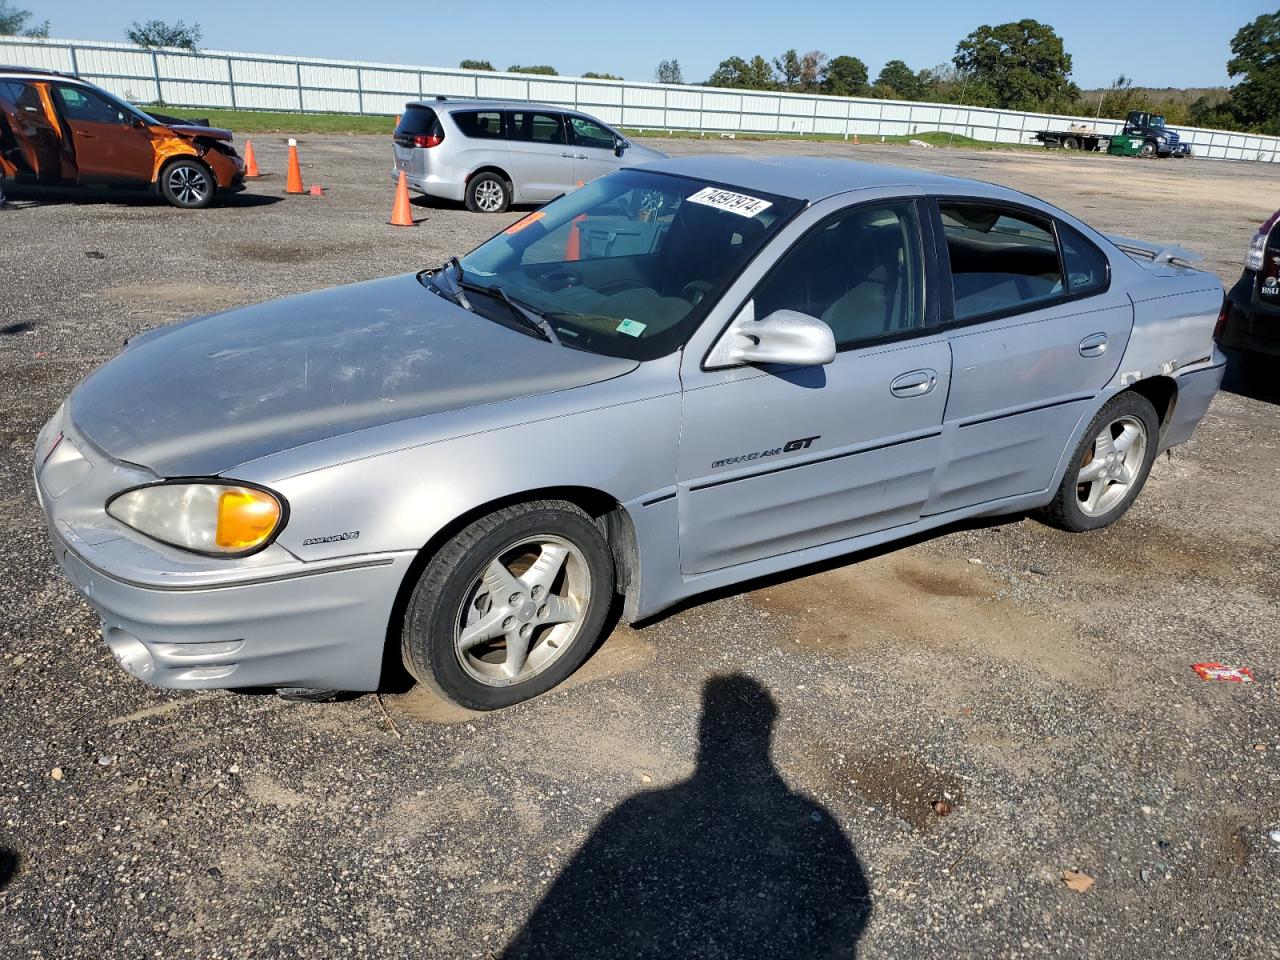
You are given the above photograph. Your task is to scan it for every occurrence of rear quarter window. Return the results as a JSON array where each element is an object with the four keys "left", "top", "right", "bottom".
[
  {"left": 1058, "top": 223, "right": 1110, "bottom": 296},
  {"left": 452, "top": 110, "right": 504, "bottom": 139}
]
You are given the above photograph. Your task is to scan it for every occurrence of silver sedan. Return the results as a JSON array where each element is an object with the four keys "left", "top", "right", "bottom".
[{"left": 35, "top": 156, "right": 1225, "bottom": 709}]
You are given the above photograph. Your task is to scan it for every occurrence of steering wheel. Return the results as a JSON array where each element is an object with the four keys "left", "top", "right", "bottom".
[
  {"left": 540, "top": 269, "right": 582, "bottom": 291},
  {"left": 681, "top": 280, "right": 713, "bottom": 305}
]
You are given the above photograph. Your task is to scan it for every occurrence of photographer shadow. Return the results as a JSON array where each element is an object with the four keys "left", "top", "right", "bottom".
[{"left": 503, "top": 674, "right": 871, "bottom": 959}]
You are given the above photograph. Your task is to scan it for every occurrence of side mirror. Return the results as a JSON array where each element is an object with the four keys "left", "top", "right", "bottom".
[
  {"left": 614, "top": 135, "right": 628, "bottom": 157},
  {"left": 706, "top": 301, "right": 836, "bottom": 369}
]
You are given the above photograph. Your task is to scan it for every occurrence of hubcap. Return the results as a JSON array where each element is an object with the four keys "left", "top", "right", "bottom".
[
  {"left": 454, "top": 535, "right": 590, "bottom": 686},
  {"left": 474, "top": 180, "right": 504, "bottom": 212},
  {"left": 168, "top": 165, "right": 209, "bottom": 204},
  {"left": 1076, "top": 414, "right": 1147, "bottom": 517}
]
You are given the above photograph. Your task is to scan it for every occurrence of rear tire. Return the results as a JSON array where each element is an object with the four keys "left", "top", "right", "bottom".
[
  {"left": 465, "top": 172, "right": 511, "bottom": 213},
  {"left": 401, "top": 500, "right": 615, "bottom": 710},
  {"left": 1063, "top": 136, "right": 1079, "bottom": 150},
  {"left": 1038, "top": 392, "right": 1160, "bottom": 532},
  {"left": 159, "top": 158, "right": 216, "bottom": 208}
]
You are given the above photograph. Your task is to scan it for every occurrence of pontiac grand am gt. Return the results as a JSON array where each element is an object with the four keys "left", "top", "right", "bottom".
[{"left": 34, "top": 156, "right": 1225, "bottom": 709}]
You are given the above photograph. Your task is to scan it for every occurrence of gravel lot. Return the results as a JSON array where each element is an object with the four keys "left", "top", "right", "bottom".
[{"left": 2, "top": 135, "right": 1278, "bottom": 959}]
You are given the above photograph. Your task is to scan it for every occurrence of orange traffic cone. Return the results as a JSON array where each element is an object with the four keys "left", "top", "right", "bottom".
[
  {"left": 390, "top": 170, "right": 415, "bottom": 226},
  {"left": 853, "top": 134, "right": 860, "bottom": 145},
  {"left": 243, "top": 139, "right": 260, "bottom": 177},
  {"left": 564, "top": 213, "right": 585, "bottom": 260},
  {"left": 285, "top": 138, "right": 304, "bottom": 195}
]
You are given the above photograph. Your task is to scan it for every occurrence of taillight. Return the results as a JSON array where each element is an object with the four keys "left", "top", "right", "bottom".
[
  {"left": 1213, "top": 298, "right": 1229, "bottom": 342},
  {"left": 1247, "top": 209, "right": 1280, "bottom": 271},
  {"left": 413, "top": 133, "right": 442, "bottom": 148}
]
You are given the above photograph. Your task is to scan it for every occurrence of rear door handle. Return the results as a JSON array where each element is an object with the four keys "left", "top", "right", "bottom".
[
  {"left": 1079, "top": 332, "right": 1109, "bottom": 357},
  {"left": 560, "top": 152, "right": 575, "bottom": 158},
  {"left": 75, "top": 129, "right": 97, "bottom": 139},
  {"left": 890, "top": 369, "right": 938, "bottom": 398}
]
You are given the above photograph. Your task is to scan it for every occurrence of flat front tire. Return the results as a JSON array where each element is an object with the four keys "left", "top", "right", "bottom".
[
  {"left": 401, "top": 500, "right": 615, "bottom": 710},
  {"left": 1039, "top": 392, "right": 1160, "bottom": 532}
]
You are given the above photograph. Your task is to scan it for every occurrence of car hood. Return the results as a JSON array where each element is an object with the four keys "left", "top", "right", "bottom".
[
  {"left": 164, "top": 123, "right": 234, "bottom": 141},
  {"left": 68, "top": 273, "right": 638, "bottom": 477},
  {"left": 626, "top": 143, "right": 669, "bottom": 162}
]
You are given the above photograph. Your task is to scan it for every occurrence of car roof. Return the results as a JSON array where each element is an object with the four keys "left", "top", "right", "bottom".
[
  {"left": 636, "top": 155, "right": 1008, "bottom": 204},
  {"left": 408, "top": 98, "right": 586, "bottom": 115},
  {"left": 0, "top": 65, "right": 79, "bottom": 82}
]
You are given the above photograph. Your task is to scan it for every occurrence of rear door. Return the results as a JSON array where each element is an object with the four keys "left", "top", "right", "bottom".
[
  {"left": 924, "top": 197, "right": 1132, "bottom": 515},
  {"left": 0, "top": 80, "right": 71, "bottom": 181},
  {"left": 504, "top": 110, "right": 573, "bottom": 202},
  {"left": 52, "top": 84, "right": 153, "bottom": 185},
  {"left": 566, "top": 114, "right": 622, "bottom": 185}
]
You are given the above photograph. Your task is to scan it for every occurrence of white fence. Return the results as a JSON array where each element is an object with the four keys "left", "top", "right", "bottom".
[{"left": 4, "top": 36, "right": 1278, "bottom": 164}]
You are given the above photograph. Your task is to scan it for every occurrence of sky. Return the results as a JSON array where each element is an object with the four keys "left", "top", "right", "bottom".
[{"left": 24, "top": 1, "right": 1272, "bottom": 89}]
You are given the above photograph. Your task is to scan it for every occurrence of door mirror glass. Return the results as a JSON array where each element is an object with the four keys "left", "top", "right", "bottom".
[
  {"left": 614, "top": 135, "right": 628, "bottom": 157},
  {"left": 706, "top": 301, "right": 836, "bottom": 368}
]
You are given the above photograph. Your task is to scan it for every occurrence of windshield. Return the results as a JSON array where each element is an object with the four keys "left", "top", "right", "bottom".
[{"left": 457, "top": 169, "right": 802, "bottom": 360}]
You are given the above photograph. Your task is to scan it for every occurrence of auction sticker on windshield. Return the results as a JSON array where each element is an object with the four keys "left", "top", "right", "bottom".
[{"left": 687, "top": 187, "right": 772, "bottom": 218}]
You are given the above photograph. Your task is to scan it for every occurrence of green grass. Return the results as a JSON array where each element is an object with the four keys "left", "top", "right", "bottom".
[{"left": 142, "top": 105, "right": 1044, "bottom": 151}]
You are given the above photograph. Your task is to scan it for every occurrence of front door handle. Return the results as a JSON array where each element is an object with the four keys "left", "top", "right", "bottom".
[
  {"left": 75, "top": 129, "right": 97, "bottom": 139},
  {"left": 890, "top": 369, "right": 938, "bottom": 398},
  {"left": 1079, "top": 332, "right": 1109, "bottom": 357}
]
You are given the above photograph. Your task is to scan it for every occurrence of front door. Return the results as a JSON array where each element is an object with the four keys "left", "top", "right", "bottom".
[
  {"left": 504, "top": 110, "right": 573, "bottom": 202},
  {"left": 924, "top": 199, "right": 1133, "bottom": 515},
  {"left": 678, "top": 197, "right": 952, "bottom": 575},
  {"left": 52, "top": 84, "right": 154, "bottom": 186},
  {"left": 567, "top": 114, "right": 622, "bottom": 185}
]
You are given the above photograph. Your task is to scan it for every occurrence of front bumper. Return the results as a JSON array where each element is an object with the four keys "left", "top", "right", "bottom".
[
  {"left": 1160, "top": 143, "right": 1192, "bottom": 158},
  {"left": 1221, "top": 271, "right": 1280, "bottom": 358},
  {"left": 34, "top": 407, "right": 413, "bottom": 692}
]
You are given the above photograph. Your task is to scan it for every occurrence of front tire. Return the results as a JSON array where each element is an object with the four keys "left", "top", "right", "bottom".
[
  {"left": 1039, "top": 392, "right": 1159, "bottom": 532},
  {"left": 465, "top": 172, "right": 511, "bottom": 213},
  {"left": 159, "top": 158, "right": 216, "bottom": 208},
  {"left": 1139, "top": 140, "right": 1157, "bottom": 159},
  {"left": 401, "top": 500, "right": 615, "bottom": 710}
]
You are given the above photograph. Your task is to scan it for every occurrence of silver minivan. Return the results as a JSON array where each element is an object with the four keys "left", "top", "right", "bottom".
[{"left": 391, "top": 98, "right": 667, "bottom": 212}]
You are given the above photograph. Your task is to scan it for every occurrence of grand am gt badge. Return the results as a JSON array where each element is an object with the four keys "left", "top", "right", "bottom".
[{"left": 711, "top": 436, "right": 820, "bottom": 469}]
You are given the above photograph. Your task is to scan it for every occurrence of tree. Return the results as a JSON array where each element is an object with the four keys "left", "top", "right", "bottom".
[
  {"left": 127, "top": 19, "right": 201, "bottom": 50},
  {"left": 952, "top": 19, "right": 1079, "bottom": 111},
  {"left": 773, "top": 49, "right": 802, "bottom": 89},
  {"left": 872, "top": 59, "right": 919, "bottom": 100},
  {"left": 0, "top": 1, "right": 48, "bottom": 37},
  {"left": 507, "top": 64, "right": 558, "bottom": 75},
  {"left": 823, "top": 55, "right": 868, "bottom": 97},
  {"left": 1224, "top": 10, "right": 1280, "bottom": 135},
  {"left": 707, "top": 55, "right": 776, "bottom": 90},
  {"left": 459, "top": 59, "right": 494, "bottom": 71},
  {"left": 583, "top": 71, "right": 622, "bottom": 80},
  {"left": 1099, "top": 74, "right": 1141, "bottom": 120},
  {"left": 655, "top": 59, "right": 683, "bottom": 84}
]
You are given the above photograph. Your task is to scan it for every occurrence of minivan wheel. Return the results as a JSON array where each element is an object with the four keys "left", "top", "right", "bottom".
[
  {"left": 465, "top": 172, "right": 511, "bottom": 213},
  {"left": 401, "top": 500, "right": 615, "bottom": 710},
  {"left": 159, "top": 158, "right": 216, "bottom": 208},
  {"left": 1039, "top": 392, "right": 1160, "bottom": 532}
]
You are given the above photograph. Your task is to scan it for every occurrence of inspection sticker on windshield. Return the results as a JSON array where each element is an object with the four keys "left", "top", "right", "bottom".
[
  {"left": 686, "top": 187, "right": 772, "bottom": 218},
  {"left": 616, "top": 318, "right": 647, "bottom": 337}
]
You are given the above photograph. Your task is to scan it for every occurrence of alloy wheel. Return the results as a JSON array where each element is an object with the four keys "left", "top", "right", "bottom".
[
  {"left": 1076, "top": 414, "right": 1148, "bottom": 517},
  {"left": 167, "top": 164, "right": 210, "bottom": 205},
  {"left": 474, "top": 179, "right": 505, "bottom": 212},
  {"left": 454, "top": 535, "right": 590, "bottom": 686}
]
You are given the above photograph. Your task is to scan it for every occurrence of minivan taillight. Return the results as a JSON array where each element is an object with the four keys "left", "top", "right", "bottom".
[{"left": 413, "top": 133, "right": 443, "bottom": 148}]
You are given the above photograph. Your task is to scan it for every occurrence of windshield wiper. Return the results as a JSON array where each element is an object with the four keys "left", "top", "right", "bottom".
[
  {"left": 416, "top": 267, "right": 472, "bottom": 311},
  {"left": 458, "top": 279, "right": 558, "bottom": 344}
]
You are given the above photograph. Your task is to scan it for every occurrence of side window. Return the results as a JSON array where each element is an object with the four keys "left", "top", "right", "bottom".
[
  {"left": 452, "top": 110, "right": 504, "bottom": 139},
  {"left": 569, "top": 115, "right": 615, "bottom": 150},
  {"left": 1058, "top": 222, "right": 1109, "bottom": 296},
  {"left": 54, "top": 85, "right": 127, "bottom": 124},
  {"left": 12, "top": 81, "right": 45, "bottom": 115},
  {"left": 939, "top": 202, "right": 1064, "bottom": 321},
  {"left": 752, "top": 201, "right": 925, "bottom": 348},
  {"left": 506, "top": 111, "right": 566, "bottom": 145}
]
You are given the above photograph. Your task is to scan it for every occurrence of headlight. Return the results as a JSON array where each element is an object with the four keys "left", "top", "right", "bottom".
[{"left": 106, "top": 481, "right": 286, "bottom": 556}]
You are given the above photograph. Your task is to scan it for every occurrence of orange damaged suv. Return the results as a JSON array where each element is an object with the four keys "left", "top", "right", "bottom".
[{"left": 0, "top": 67, "right": 244, "bottom": 208}]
